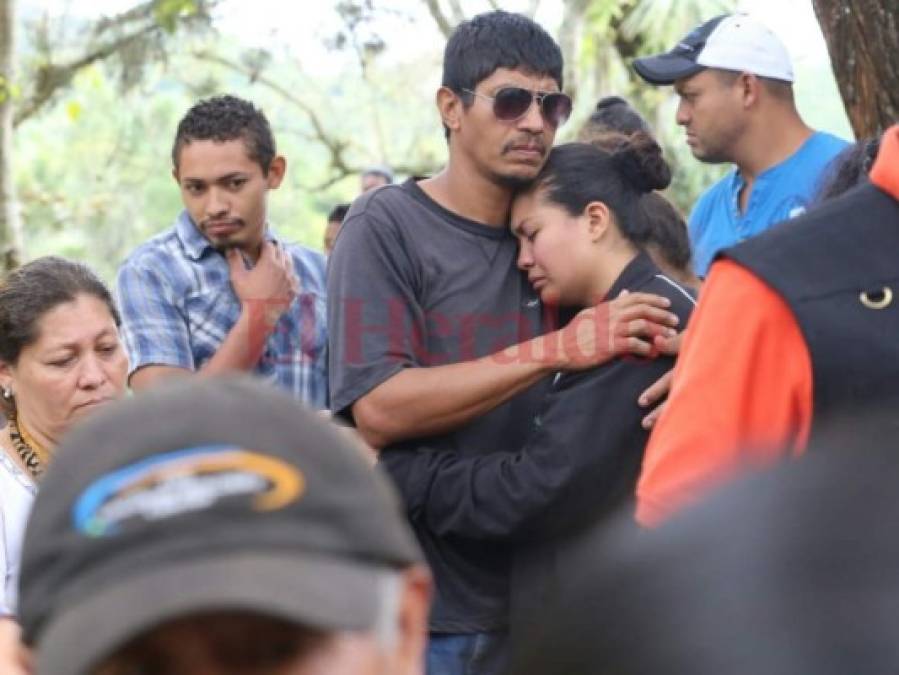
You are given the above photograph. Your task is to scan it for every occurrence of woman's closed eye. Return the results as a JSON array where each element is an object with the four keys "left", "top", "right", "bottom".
[
  {"left": 97, "top": 343, "right": 120, "bottom": 357},
  {"left": 46, "top": 354, "right": 75, "bottom": 368}
]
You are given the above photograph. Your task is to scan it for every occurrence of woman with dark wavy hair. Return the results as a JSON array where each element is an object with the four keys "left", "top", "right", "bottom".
[{"left": 0, "top": 257, "right": 128, "bottom": 674}]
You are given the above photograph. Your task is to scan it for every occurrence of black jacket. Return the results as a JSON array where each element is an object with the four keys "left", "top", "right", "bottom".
[
  {"left": 724, "top": 182, "right": 899, "bottom": 444},
  {"left": 385, "top": 252, "right": 695, "bottom": 632}
]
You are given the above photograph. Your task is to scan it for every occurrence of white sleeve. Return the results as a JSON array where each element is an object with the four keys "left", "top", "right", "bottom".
[{"left": 0, "top": 505, "right": 11, "bottom": 616}]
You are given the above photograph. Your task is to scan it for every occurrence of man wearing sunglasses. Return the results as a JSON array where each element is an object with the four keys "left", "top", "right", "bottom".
[{"left": 328, "top": 11, "right": 678, "bottom": 675}]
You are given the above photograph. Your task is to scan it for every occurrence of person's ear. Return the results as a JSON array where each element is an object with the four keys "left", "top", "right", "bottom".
[
  {"left": 584, "top": 201, "right": 612, "bottom": 242},
  {"left": 393, "top": 565, "right": 432, "bottom": 675},
  {"left": 739, "top": 73, "right": 761, "bottom": 109},
  {"left": 0, "top": 361, "right": 14, "bottom": 396},
  {"left": 437, "top": 87, "right": 464, "bottom": 137},
  {"left": 266, "top": 156, "right": 286, "bottom": 189}
]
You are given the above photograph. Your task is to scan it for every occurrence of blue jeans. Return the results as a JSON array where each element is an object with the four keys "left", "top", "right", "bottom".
[{"left": 427, "top": 631, "right": 509, "bottom": 675}]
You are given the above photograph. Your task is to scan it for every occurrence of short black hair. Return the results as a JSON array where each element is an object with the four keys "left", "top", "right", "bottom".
[
  {"left": 579, "top": 96, "right": 651, "bottom": 141},
  {"left": 526, "top": 136, "right": 671, "bottom": 247},
  {"left": 712, "top": 69, "right": 794, "bottom": 103},
  {"left": 172, "top": 95, "right": 276, "bottom": 175},
  {"left": 760, "top": 76, "right": 794, "bottom": 102},
  {"left": 442, "top": 11, "right": 563, "bottom": 137},
  {"left": 327, "top": 203, "right": 351, "bottom": 224}
]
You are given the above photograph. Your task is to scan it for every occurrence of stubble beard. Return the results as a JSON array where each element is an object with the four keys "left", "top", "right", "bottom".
[
  {"left": 493, "top": 170, "right": 538, "bottom": 190},
  {"left": 491, "top": 161, "right": 545, "bottom": 191},
  {"left": 200, "top": 218, "right": 255, "bottom": 256},
  {"left": 690, "top": 125, "right": 742, "bottom": 165},
  {"left": 692, "top": 144, "right": 732, "bottom": 165},
  {"left": 494, "top": 139, "right": 547, "bottom": 189}
]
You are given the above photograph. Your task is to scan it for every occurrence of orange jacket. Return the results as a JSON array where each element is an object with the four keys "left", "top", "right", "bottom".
[{"left": 637, "top": 125, "right": 899, "bottom": 527}]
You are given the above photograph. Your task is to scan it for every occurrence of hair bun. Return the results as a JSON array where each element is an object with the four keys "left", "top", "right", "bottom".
[
  {"left": 611, "top": 131, "right": 672, "bottom": 193},
  {"left": 595, "top": 95, "right": 629, "bottom": 111}
]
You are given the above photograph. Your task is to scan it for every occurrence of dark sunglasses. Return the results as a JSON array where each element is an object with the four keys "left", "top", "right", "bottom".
[{"left": 463, "top": 86, "right": 573, "bottom": 127}]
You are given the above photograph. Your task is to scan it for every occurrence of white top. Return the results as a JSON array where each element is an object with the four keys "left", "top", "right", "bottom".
[{"left": 0, "top": 450, "right": 36, "bottom": 616}]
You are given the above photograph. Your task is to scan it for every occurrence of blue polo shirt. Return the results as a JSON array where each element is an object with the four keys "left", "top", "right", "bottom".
[{"left": 689, "top": 131, "right": 848, "bottom": 276}]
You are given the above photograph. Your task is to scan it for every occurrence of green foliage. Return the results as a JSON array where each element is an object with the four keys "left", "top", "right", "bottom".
[
  {"left": 620, "top": 0, "right": 733, "bottom": 53},
  {"left": 13, "top": 29, "right": 446, "bottom": 281},
  {"left": 572, "top": 0, "right": 850, "bottom": 215},
  {"left": 11, "top": 0, "right": 853, "bottom": 282},
  {"left": 16, "top": 63, "right": 183, "bottom": 281},
  {"left": 153, "top": 0, "right": 203, "bottom": 33},
  {"left": 0, "top": 75, "right": 20, "bottom": 103},
  {"left": 570, "top": 0, "right": 737, "bottom": 213}
]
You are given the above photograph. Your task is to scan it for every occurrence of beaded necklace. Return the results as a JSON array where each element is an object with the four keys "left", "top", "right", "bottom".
[{"left": 8, "top": 412, "right": 47, "bottom": 481}]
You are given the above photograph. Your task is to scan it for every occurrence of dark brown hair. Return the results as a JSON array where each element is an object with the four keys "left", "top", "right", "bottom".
[
  {"left": 527, "top": 134, "right": 671, "bottom": 246},
  {"left": 0, "top": 256, "right": 120, "bottom": 367},
  {"left": 578, "top": 96, "right": 651, "bottom": 143},
  {"left": 172, "top": 95, "right": 276, "bottom": 175},
  {"left": 640, "top": 192, "right": 693, "bottom": 274},
  {"left": 95, "top": 611, "right": 330, "bottom": 675}
]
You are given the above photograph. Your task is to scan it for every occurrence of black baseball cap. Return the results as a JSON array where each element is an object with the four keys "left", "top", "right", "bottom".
[
  {"left": 17, "top": 376, "right": 423, "bottom": 675},
  {"left": 634, "top": 14, "right": 794, "bottom": 86}
]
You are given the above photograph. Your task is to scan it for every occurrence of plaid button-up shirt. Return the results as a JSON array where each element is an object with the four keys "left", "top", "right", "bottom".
[{"left": 116, "top": 211, "right": 328, "bottom": 408}]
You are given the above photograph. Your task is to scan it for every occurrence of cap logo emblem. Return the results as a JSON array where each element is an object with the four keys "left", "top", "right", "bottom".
[{"left": 72, "top": 445, "right": 305, "bottom": 537}]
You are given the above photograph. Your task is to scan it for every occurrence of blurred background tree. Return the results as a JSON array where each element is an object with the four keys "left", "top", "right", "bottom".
[
  {"left": 812, "top": 0, "right": 898, "bottom": 138},
  {"left": 3, "top": 0, "right": 216, "bottom": 272},
  {"left": 5, "top": 0, "right": 856, "bottom": 279},
  {"left": 0, "top": 0, "right": 19, "bottom": 271},
  {"left": 557, "top": 0, "right": 737, "bottom": 216}
]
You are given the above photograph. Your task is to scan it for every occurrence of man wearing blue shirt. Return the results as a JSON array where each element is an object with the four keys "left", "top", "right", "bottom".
[
  {"left": 634, "top": 14, "right": 848, "bottom": 277},
  {"left": 116, "top": 95, "right": 328, "bottom": 406}
]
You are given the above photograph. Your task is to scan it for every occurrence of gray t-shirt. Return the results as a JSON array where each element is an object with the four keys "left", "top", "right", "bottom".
[{"left": 328, "top": 179, "right": 549, "bottom": 632}]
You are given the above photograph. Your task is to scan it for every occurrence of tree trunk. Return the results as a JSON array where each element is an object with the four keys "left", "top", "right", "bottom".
[
  {"left": 558, "top": 0, "right": 591, "bottom": 104},
  {"left": 812, "top": 0, "right": 899, "bottom": 139},
  {"left": 0, "top": 0, "right": 22, "bottom": 272}
]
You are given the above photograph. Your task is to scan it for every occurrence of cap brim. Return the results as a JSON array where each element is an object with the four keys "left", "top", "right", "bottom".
[
  {"left": 633, "top": 54, "right": 706, "bottom": 85},
  {"left": 35, "top": 551, "right": 394, "bottom": 675}
]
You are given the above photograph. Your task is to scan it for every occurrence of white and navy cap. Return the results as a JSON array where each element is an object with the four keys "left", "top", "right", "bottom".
[{"left": 633, "top": 14, "right": 794, "bottom": 85}]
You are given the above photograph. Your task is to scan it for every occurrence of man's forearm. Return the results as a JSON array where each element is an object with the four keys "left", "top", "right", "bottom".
[
  {"left": 130, "top": 308, "right": 278, "bottom": 390},
  {"left": 199, "top": 306, "right": 276, "bottom": 375},
  {"left": 352, "top": 294, "right": 678, "bottom": 448},
  {"left": 353, "top": 334, "right": 560, "bottom": 448}
]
